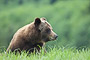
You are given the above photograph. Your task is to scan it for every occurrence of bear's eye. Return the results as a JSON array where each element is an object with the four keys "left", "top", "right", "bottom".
[{"left": 46, "top": 28, "right": 51, "bottom": 34}]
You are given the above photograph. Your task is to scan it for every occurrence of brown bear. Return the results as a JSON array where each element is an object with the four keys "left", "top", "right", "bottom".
[{"left": 7, "top": 17, "right": 58, "bottom": 54}]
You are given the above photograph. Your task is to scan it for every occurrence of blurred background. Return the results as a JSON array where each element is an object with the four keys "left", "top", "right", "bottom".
[{"left": 0, "top": 0, "right": 90, "bottom": 51}]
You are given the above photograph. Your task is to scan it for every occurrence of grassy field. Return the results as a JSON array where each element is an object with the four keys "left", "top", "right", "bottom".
[
  {"left": 0, "top": 47, "right": 90, "bottom": 60},
  {"left": 0, "top": 0, "right": 90, "bottom": 60}
]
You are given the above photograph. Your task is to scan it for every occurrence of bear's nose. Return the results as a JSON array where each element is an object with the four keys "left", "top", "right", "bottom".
[{"left": 55, "top": 34, "right": 58, "bottom": 39}]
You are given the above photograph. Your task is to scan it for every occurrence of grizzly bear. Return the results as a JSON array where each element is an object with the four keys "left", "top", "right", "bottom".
[{"left": 7, "top": 17, "right": 58, "bottom": 54}]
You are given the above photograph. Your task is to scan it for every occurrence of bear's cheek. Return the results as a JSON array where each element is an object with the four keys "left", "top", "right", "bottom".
[
  {"left": 41, "top": 34, "right": 49, "bottom": 42},
  {"left": 44, "top": 38, "right": 50, "bottom": 42}
]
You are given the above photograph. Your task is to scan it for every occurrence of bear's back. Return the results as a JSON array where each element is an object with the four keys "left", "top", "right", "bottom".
[{"left": 7, "top": 24, "right": 32, "bottom": 52}]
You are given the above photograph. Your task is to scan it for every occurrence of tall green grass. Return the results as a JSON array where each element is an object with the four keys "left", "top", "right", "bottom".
[{"left": 0, "top": 47, "right": 90, "bottom": 60}]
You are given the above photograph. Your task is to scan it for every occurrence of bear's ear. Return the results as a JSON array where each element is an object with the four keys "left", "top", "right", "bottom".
[
  {"left": 40, "top": 17, "right": 47, "bottom": 21},
  {"left": 34, "top": 18, "right": 41, "bottom": 26}
]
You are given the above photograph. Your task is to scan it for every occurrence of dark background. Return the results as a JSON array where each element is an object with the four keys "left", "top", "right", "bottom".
[{"left": 0, "top": 0, "right": 90, "bottom": 50}]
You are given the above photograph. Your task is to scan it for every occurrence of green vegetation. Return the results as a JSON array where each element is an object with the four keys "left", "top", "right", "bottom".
[
  {"left": 0, "top": 1, "right": 90, "bottom": 60},
  {"left": 0, "top": 0, "right": 90, "bottom": 50},
  {"left": 0, "top": 47, "right": 90, "bottom": 60}
]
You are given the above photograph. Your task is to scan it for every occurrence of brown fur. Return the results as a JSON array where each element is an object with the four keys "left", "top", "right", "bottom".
[{"left": 7, "top": 17, "right": 58, "bottom": 54}]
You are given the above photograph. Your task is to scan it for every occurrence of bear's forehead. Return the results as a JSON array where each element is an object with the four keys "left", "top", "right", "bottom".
[{"left": 40, "top": 18, "right": 52, "bottom": 29}]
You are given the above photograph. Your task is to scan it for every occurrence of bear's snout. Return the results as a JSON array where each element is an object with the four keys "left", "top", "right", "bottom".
[
  {"left": 49, "top": 33, "right": 58, "bottom": 41},
  {"left": 54, "top": 34, "right": 58, "bottom": 39}
]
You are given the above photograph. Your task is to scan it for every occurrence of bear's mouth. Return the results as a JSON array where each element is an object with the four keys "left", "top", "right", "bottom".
[
  {"left": 49, "top": 37, "right": 56, "bottom": 41},
  {"left": 43, "top": 37, "right": 56, "bottom": 42}
]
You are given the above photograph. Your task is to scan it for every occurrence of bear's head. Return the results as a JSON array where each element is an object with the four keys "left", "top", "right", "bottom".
[{"left": 34, "top": 17, "right": 58, "bottom": 42}]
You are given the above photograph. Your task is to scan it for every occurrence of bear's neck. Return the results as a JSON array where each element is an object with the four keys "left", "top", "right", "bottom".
[{"left": 25, "top": 23, "right": 42, "bottom": 44}]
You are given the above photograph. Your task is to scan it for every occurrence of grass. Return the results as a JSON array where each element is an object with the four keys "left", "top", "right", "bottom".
[{"left": 0, "top": 47, "right": 90, "bottom": 60}]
